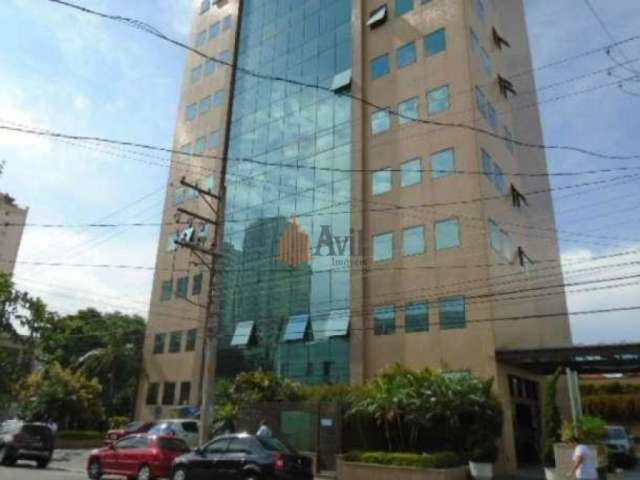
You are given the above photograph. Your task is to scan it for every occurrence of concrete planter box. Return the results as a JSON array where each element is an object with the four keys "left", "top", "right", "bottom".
[
  {"left": 300, "top": 451, "right": 318, "bottom": 474},
  {"left": 337, "top": 458, "right": 469, "bottom": 480},
  {"left": 554, "top": 443, "right": 608, "bottom": 478}
]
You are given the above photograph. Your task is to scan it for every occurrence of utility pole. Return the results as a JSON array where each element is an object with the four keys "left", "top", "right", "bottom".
[{"left": 174, "top": 176, "right": 225, "bottom": 446}]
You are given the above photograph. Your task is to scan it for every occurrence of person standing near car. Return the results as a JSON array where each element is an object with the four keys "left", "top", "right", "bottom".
[
  {"left": 567, "top": 442, "right": 598, "bottom": 480},
  {"left": 256, "top": 419, "right": 272, "bottom": 438}
]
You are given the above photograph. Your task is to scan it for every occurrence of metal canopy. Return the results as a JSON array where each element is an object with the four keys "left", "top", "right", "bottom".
[{"left": 496, "top": 343, "right": 640, "bottom": 375}]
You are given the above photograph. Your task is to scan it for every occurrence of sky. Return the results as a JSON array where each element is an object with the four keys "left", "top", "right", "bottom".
[{"left": 0, "top": 0, "right": 639, "bottom": 345}]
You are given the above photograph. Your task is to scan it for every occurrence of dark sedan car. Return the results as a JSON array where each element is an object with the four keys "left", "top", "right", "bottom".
[
  {"left": 171, "top": 433, "right": 312, "bottom": 480},
  {"left": 0, "top": 421, "right": 54, "bottom": 469}
]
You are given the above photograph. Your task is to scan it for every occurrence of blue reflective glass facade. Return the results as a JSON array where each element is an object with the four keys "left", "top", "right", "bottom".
[{"left": 219, "top": 0, "right": 352, "bottom": 385}]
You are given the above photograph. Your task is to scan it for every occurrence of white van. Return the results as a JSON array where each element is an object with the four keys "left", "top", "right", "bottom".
[{"left": 148, "top": 419, "right": 200, "bottom": 448}]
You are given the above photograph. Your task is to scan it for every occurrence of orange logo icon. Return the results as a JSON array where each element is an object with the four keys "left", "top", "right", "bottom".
[{"left": 276, "top": 215, "right": 311, "bottom": 267}]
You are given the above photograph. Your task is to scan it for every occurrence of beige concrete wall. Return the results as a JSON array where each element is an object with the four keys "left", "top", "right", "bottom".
[
  {"left": 137, "top": 0, "right": 241, "bottom": 420},
  {"left": 0, "top": 194, "right": 28, "bottom": 275}
]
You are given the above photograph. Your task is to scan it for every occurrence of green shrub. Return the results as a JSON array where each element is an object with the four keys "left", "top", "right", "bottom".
[
  {"left": 469, "top": 444, "right": 498, "bottom": 463},
  {"left": 56, "top": 430, "right": 104, "bottom": 440},
  {"left": 343, "top": 451, "right": 463, "bottom": 469},
  {"left": 561, "top": 416, "right": 607, "bottom": 444},
  {"left": 541, "top": 369, "right": 562, "bottom": 467},
  {"left": 583, "top": 394, "right": 640, "bottom": 420},
  {"left": 108, "top": 417, "right": 130, "bottom": 429}
]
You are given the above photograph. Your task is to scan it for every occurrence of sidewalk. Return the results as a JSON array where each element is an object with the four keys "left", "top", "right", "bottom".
[{"left": 51, "top": 449, "right": 91, "bottom": 474}]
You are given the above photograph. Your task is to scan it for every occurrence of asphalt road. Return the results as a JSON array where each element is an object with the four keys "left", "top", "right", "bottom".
[{"left": 0, "top": 463, "right": 86, "bottom": 479}]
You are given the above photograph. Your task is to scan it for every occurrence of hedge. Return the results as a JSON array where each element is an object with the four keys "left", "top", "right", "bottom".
[
  {"left": 583, "top": 394, "right": 640, "bottom": 420},
  {"left": 56, "top": 430, "right": 104, "bottom": 441},
  {"left": 343, "top": 451, "right": 464, "bottom": 469}
]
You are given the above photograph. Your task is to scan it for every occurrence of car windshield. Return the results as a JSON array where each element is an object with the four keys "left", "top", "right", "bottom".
[
  {"left": 257, "top": 436, "right": 296, "bottom": 454},
  {"left": 21, "top": 425, "right": 52, "bottom": 440},
  {"left": 182, "top": 422, "right": 198, "bottom": 433},
  {"left": 124, "top": 421, "right": 143, "bottom": 432},
  {"left": 159, "top": 438, "right": 191, "bottom": 452},
  {"left": 607, "top": 427, "right": 627, "bottom": 440}
]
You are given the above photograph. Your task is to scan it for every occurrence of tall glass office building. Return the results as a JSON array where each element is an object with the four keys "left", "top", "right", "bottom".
[{"left": 219, "top": 0, "right": 353, "bottom": 384}]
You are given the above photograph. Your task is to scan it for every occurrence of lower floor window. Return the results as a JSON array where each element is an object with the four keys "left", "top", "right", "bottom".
[
  {"left": 374, "top": 305, "right": 396, "bottom": 335},
  {"left": 439, "top": 296, "right": 466, "bottom": 329}
]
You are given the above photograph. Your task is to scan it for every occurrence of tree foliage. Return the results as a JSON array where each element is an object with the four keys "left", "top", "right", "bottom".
[
  {"left": 541, "top": 369, "right": 562, "bottom": 467},
  {"left": 348, "top": 364, "right": 503, "bottom": 457},
  {"left": 14, "top": 362, "right": 105, "bottom": 429}
]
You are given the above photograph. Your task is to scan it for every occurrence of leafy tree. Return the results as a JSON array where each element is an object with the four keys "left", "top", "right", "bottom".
[
  {"left": 14, "top": 362, "right": 105, "bottom": 429},
  {"left": 541, "top": 369, "right": 562, "bottom": 467},
  {"left": 37, "top": 308, "right": 145, "bottom": 418}
]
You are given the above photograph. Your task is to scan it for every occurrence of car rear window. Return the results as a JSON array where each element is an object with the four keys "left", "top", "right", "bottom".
[
  {"left": 182, "top": 422, "right": 198, "bottom": 433},
  {"left": 159, "top": 438, "right": 190, "bottom": 452},
  {"left": 257, "top": 436, "right": 294, "bottom": 453},
  {"left": 125, "top": 421, "right": 143, "bottom": 432},
  {"left": 22, "top": 425, "right": 53, "bottom": 440}
]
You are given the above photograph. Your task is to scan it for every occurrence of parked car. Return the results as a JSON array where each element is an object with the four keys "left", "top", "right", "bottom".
[
  {"left": 605, "top": 425, "right": 637, "bottom": 467},
  {"left": 171, "top": 433, "right": 313, "bottom": 480},
  {"left": 148, "top": 420, "right": 200, "bottom": 449},
  {"left": 87, "top": 434, "right": 190, "bottom": 480},
  {"left": 104, "top": 421, "right": 156, "bottom": 446},
  {"left": 0, "top": 421, "right": 54, "bottom": 469}
]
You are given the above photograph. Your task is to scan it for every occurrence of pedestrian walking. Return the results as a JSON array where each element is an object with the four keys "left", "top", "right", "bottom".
[
  {"left": 256, "top": 419, "right": 272, "bottom": 438},
  {"left": 567, "top": 442, "right": 598, "bottom": 480}
]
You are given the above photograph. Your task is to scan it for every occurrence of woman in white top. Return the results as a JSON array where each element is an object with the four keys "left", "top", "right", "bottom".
[{"left": 567, "top": 443, "right": 598, "bottom": 480}]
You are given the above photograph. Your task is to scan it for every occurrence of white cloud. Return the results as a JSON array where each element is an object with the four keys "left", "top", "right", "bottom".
[
  {"left": 0, "top": 89, "right": 53, "bottom": 153},
  {"left": 562, "top": 246, "right": 640, "bottom": 344}
]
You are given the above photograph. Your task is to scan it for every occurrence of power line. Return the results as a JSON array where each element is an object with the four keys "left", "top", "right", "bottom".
[{"left": 42, "top": 0, "right": 640, "bottom": 162}]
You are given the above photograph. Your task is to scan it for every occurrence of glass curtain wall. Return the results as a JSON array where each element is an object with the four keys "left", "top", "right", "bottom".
[{"left": 219, "top": 0, "right": 352, "bottom": 385}]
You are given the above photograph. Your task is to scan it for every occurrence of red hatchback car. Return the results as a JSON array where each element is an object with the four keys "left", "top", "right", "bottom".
[
  {"left": 87, "top": 434, "right": 190, "bottom": 480},
  {"left": 104, "top": 421, "right": 156, "bottom": 446}
]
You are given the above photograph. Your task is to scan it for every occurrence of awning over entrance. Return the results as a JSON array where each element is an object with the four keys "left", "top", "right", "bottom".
[{"left": 496, "top": 343, "right": 640, "bottom": 375}]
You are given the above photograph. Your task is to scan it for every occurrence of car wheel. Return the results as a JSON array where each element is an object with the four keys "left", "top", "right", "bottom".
[
  {"left": 137, "top": 464, "right": 153, "bottom": 480},
  {"left": 0, "top": 447, "right": 16, "bottom": 466},
  {"left": 88, "top": 459, "right": 102, "bottom": 479},
  {"left": 36, "top": 458, "right": 50, "bottom": 469},
  {"left": 172, "top": 467, "right": 188, "bottom": 480},
  {"left": 245, "top": 474, "right": 259, "bottom": 480}
]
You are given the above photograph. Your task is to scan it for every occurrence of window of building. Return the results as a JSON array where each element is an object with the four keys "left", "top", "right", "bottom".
[
  {"left": 367, "top": 5, "right": 388, "bottom": 28},
  {"left": 488, "top": 103, "right": 498, "bottom": 132},
  {"left": 222, "top": 15, "right": 232, "bottom": 31},
  {"left": 199, "top": 96, "right": 212, "bottom": 116},
  {"left": 186, "top": 329, "right": 197, "bottom": 352},
  {"left": 435, "top": 218, "right": 461, "bottom": 250},
  {"left": 194, "top": 136, "right": 207, "bottom": 155},
  {"left": 219, "top": 50, "right": 231, "bottom": 64},
  {"left": 489, "top": 219, "right": 515, "bottom": 262},
  {"left": 396, "top": 41, "right": 417, "bottom": 68},
  {"left": 162, "top": 382, "right": 176, "bottom": 406},
  {"left": 374, "top": 305, "right": 396, "bottom": 335},
  {"left": 175, "top": 187, "right": 187, "bottom": 206},
  {"left": 179, "top": 382, "right": 191, "bottom": 405},
  {"left": 204, "top": 59, "right": 215, "bottom": 76},
  {"left": 398, "top": 96, "right": 419, "bottom": 124},
  {"left": 480, "top": 46, "right": 493, "bottom": 76},
  {"left": 196, "top": 30, "right": 207, "bottom": 47},
  {"left": 192, "top": 273, "right": 203, "bottom": 295},
  {"left": 199, "top": 0, "right": 210, "bottom": 15},
  {"left": 473, "top": 0, "right": 485, "bottom": 23},
  {"left": 169, "top": 331, "right": 182, "bottom": 353},
  {"left": 403, "top": 226, "right": 425, "bottom": 256},
  {"left": 283, "top": 315, "right": 311, "bottom": 342},
  {"left": 427, "top": 85, "right": 450, "bottom": 115},
  {"left": 331, "top": 69, "right": 352, "bottom": 92},
  {"left": 322, "top": 361, "right": 332, "bottom": 379},
  {"left": 179, "top": 143, "right": 191, "bottom": 158},
  {"left": 208, "top": 129, "right": 221, "bottom": 150},
  {"left": 431, "top": 148, "right": 455, "bottom": 179},
  {"left": 424, "top": 28, "right": 446, "bottom": 56},
  {"left": 176, "top": 277, "right": 189, "bottom": 298},
  {"left": 231, "top": 321, "right": 256, "bottom": 347},
  {"left": 209, "top": 21, "right": 221, "bottom": 40},
  {"left": 372, "top": 168, "right": 392, "bottom": 195},
  {"left": 186, "top": 103, "right": 197, "bottom": 121},
  {"left": 371, "top": 109, "right": 390, "bottom": 134},
  {"left": 153, "top": 333, "right": 166, "bottom": 354},
  {"left": 160, "top": 281, "right": 173, "bottom": 302},
  {"left": 406, "top": 301, "right": 429, "bottom": 332},
  {"left": 373, "top": 232, "right": 393, "bottom": 261},
  {"left": 326, "top": 309, "right": 350, "bottom": 337},
  {"left": 489, "top": 219, "right": 502, "bottom": 254},
  {"left": 371, "top": 54, "right": 390, "bottom": 80},
  {"left": 395, "top": 0, "right": 414, "bottom": 16},
  {"left": 439, "top": 296, "right": 466, "bottom": 329},
  {"left": 401, "top": 158, "right": 421, "bottom": 187},
  {"left": 482, "top": 149, "right": 507, "bottom": 194},
  {"left": 475, "top": 86, "right": 488, "bottom": 118},
  {"left": 191, "top": 65, "right": 202, "bottom": 84},
  {"left": 213, "top": 89, "right": 225, "bottom": 107},
  {"left": 146, "top": 382, "right": 159, "bottom": 405}
]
